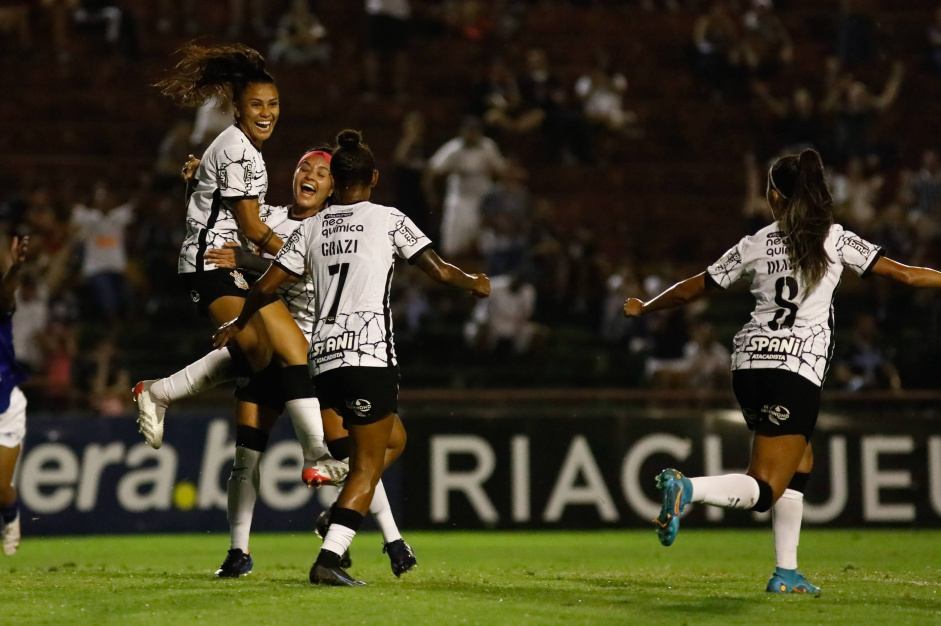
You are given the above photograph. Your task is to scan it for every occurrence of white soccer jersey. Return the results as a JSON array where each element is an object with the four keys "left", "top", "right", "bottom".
[
  {"left": 258, "top": 204, "right": 317, "bottom": 342},
  {"left": 707, "top": 222, "right": 883, "bottom": 386},
  {"left": 178, "top": 125, "right": 268, "bottom": 273},
  {"left": 274, "top": 201, "right": 433, "bottom": 375}
]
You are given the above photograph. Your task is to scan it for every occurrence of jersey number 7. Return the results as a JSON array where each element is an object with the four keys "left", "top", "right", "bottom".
[{"left": 324, "top": 263, "right": 350, "bottom": 324}]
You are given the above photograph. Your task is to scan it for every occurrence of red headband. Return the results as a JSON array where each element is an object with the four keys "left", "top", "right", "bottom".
[{"left": 297, "top": 150, "right": 332, "bottom": 170}]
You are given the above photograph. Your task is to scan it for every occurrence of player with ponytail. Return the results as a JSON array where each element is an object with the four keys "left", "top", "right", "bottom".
[{"left": 624, "top": 147, "right": 941, "bottom": 594}]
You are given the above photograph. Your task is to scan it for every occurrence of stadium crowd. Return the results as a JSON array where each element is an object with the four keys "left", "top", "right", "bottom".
[{"left": 3, "top": 0, "right": 941, "bottom": 412}]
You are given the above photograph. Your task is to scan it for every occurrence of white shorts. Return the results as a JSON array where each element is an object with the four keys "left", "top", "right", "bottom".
[{"left": 0, "top": 387, "right": 27, "bottom": 449}]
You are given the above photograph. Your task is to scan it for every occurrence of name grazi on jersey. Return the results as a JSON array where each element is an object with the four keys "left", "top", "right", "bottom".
[{"left": 320, "top": 211, "right": 362, "bottom": 256}]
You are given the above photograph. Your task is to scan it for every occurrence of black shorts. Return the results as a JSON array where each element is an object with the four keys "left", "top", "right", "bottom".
[
  {"left": 182, "top": 269, "right": 255, "bottom": 316},
  {"left": 234, "top": 362, "right": 285, "bottom": 414},
  {"left": 366, "top": 14, "right": 410, "bottom": 52},
  {"left": 732, "top": 369, "right": 821, "bottom": 440},
  {"left": 314, "top": 366, "right": 400, "bottom": 428}
]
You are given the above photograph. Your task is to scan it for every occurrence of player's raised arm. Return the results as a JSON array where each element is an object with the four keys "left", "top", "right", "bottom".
[
  {"left": 869, "top": 256, "right": 941, "bottom": 288},
  {"left": 414, "top": 249, "right": 490, "bottom": 298},
  {"left": 624, "top": 272, "right": 708, "bottom": 317}
]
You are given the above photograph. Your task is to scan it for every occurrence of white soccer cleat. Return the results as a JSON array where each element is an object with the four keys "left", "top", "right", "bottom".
[
  {"left": 133, "top": 380, "right": 167, "bottom": 449},
  {"left": 302, "top": 457, "right": 349, "bottom": 487},
  {"left": 2, "top": 514, "right": 20, "bottom": 555}
]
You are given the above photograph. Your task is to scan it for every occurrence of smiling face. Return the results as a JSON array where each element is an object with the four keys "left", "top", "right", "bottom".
[
  {"left": 293, "top": 153, "right": 333, "bottom": 214},
  {"left": 234, "top": 82, "right": 280, "bottom": 148}
]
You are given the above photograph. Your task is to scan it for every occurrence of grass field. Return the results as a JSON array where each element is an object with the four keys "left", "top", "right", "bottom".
[{"left": 1, "top": 530, "right": 939, "bottom": 625}]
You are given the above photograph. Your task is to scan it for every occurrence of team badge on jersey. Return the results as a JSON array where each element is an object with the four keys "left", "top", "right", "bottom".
[
  {"left": 190, "top": 290, "right": 200, "bottom": 303},
  {"left": 761, "top": 404, "right": 791, "bottom": 426},
  {"left": 346, "top": 398, "right": 372, "bottom": 418},
  {"left": 230, "top": 270, "right": 249, "bottom": 290}
]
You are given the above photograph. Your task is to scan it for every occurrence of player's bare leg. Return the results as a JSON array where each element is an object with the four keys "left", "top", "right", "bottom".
[{"left": 0, "top": 444, "right": 21, "bottom": 555}]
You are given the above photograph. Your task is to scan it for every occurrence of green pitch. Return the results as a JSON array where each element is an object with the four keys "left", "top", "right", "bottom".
[{"left": 2, "top": 530, "right": 939, "bottom": 625}]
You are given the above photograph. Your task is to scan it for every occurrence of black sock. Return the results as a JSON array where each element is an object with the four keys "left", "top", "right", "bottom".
[
  {"left": 316, "top": 548, "right": 341, "bottom": 568},
  {"left": 1, "top": 500, "right": 18, "bottom": 524}
]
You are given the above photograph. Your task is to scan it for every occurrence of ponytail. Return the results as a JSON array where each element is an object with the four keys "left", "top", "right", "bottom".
[
  {"left": 155, "top": 43, "right": 274, "bottom": 109},
  {"left": 770, "top": 149, "right": 834, "bottom": 293},
  {"left": 331, "top": 129, "right": 375, "bottom": 190}
]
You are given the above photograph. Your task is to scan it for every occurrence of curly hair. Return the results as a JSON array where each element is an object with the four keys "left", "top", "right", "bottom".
[
  {"left": 155, "top": 43, "right": 274, "bottom": 109},
  {"left": 330, "top": 129, "right": 375, "bottom": 190}
]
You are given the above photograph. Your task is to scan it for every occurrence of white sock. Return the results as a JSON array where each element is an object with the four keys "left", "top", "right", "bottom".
[
  {"left": 773, "top": 488, "right": 803, "bottom": 570},
  {"left": 689, "top": 474, "right": 760, "bottom": 509},
  {"left": 322, "top": 523, "right": 357, "bottom": 558},
  {"left": 369, "top": 481, "right": 402, "bottom": 544},
  {"left": 285, "top": 398, "right": 326, "bottom": 462},
  {"left": 227, "top": 446, "right": 262, "bottom": 553},
  {"left": 151, "top": 349, "right": 235, "bottom": 404}
]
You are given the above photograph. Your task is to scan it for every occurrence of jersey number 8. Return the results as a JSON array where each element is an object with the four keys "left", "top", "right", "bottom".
[{"left": 768, "top": 276, "right": 799, "bottom": 331}]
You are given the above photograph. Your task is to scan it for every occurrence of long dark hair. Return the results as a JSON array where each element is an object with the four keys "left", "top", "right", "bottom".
[
  {"left": 155, "top": 43, "right": 274, "bottom": 108},
  {"left": 331, "top": 129, "right": 375, "bottom": 190},
  {"left": 768, "top": 148, "right": 834, "bottom": 293}
]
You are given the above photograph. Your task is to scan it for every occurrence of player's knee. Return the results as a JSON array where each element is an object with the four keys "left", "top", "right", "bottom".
[
  {"left": 751, "top": 478, "right": 774, "bottom": 513},
  {"left": 0, "top": 484, "right": 17, "bottom": 507}
]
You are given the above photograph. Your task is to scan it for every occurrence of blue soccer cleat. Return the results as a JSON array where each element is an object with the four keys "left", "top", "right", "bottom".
[
  {"left": 766, "top": 567, "right": 821, "bottom": 594},
  {"left": 654, "top": 468, "right": 693, "bottom": 547}
]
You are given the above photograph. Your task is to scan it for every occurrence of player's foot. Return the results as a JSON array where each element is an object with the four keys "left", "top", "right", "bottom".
[
  {"left": 309, "top": 562, "right": 366, "bottom": 586},
  {"left": 302, "top": 456, "right": 349, "bottom": 487},
  {"left": 315, "top": 509, "right": 352, "bottom": 568},
  {"left": 766, "top": 567, "right": 821, "bottom": 594},
  {"left": 214, "top": 549, "right": 253, "bottom": 578},
  {"left": 133, "top": 380, "right": 167, "bottom": 449},
  {"left": 383, "top": 538, "right": 416, "bottom": 577},
  {"left": 654, "top": 468, "right": 692, "bottom": 547},
  {"left": 1, "top": 514, "right": 20, "bottom": 555}
]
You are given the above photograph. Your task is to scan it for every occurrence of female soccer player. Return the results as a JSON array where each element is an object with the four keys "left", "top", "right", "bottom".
[
  {"left": 137, "top": 43, "right": 336, "bottom": 485},
  {"left": 624, "top": 148, "right": 941, "bottom": 594},
  {"left": 200, "top": 149, "right": 415, "bottom": 579},
  {"left": 214, "top": 129, "right": 490, "bottom": 586},
  {"left": 0, "top": 236, "right": 31, "bottom": 556}
]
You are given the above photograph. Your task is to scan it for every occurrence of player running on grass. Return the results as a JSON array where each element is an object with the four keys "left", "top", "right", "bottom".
[
  {"left": 624, "top": 148, "right": 941, "bottom": 594},
  {"left": 0, "top": 236, "right": 30, "bottom": 556},
  {"left": 191, "top": 149, "right": 415, "bottom": 578},
  {"left": 215, "top": 129, "right": 489, "bottom": 586},
  {"left": 137, "top": 43, "right": 343, "bottom": 487}
]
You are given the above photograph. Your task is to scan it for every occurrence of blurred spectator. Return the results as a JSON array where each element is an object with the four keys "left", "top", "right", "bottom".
[
  {"left": 268, "top": 0, "right": 330, "bottom": 66},
  {"left": 363, "top": 0, "right": 411, "bottom": 101},
  {"left": 0, "top": 1, "right": 30, "bottom": 54},
  {"left": 472, "top": 57, "right": 544, "bottom": 135},
  {"left": 156, "top": 0, "right": 197, "bottom": 35},
  {"left": 478, "top": 159, "right": 532, "bottom": 275},
  {"left": 12, "top": 272, "right": 47, "bottom": 374},
  {"left": 875, "top": 184, "right": 916, "bottom": 259},
  {"left": 73, "top": 0, "right": 140, "bottom": 59},
  {"left": 679, "top": 321, "right": 731, "bottom": 389},
  {"left": 929, "top": 4, "right": 941, "bottom": 77},
  {"left": 70, "top": 181, "right": 134, "bottom": 323},
  {"left": 392, "top": 111, "right": 433, "bottom": 236},
  {"left": 836, "top": 0, "right": 877, "bottom": 68},
  {"left": 190, "top": 96, "right": 235, "bottom": 152},
  {"left": 36, "top": 314, "right": 76, "bottom": 410},
  {"left": 425, "top": 117, "right": 506, "bottom": 257},
  {"left": 740, "top": 0, "right": 793, "bottom": 81},
  {"left": 600, "top": 263, "right": 643, "bottom": 346},
  {"left": 691, "top": 0, "right": 746, "bottom": 100},
  {"left": 752, "top": 83, "right": 822, "bottom": 153},
  {"left": 822, "top": 60, "right": 904, "bottom": 162},
  {"left": 153, "top": 119, "right": 193, "bottom": 193},
  {"left": 909, "top": 149, "right": 941, "bottom": 220},
  {"left": 444, "top": 0, "right": 496, "bottom": 42},
  {"left": 575, "top": 52, "right": 637, "bottom": 134},
  {"left": 133, "top": 195, "right": 186, "bottom": 304},
  {"left": 519, "top": 47, "right": 593, "bottom": 162},
  {"left": 228, "top": 0, "right": 268, "bottom": 37},
  {"left": 42, "top": 0, "right": 79, "bottom": 63},
  {"left": 830, "top": 157, "right": 883, "bottom": 232},
  {"left": 833, "top": 314, "right": 901, "bottom": 391},
  {"left": 464, "top": 272, "right": 546, "bottom": 356},
  {"left": 742, "top": 152, "right": 773, "bottom": 233},
  {"left": 642, "top": 275, "right": 691, "bottom": 388},
  {"left": 79, "top": 335, "right": 130, "bottom": 415}
]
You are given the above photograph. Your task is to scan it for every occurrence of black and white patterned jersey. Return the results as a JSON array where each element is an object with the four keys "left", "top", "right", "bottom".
[
  {"left": 258, "top": 204, "right": 316, "bottom": 342},
  {"left": 274, "top": 201, "right": 433, "bottom": 375},
  {"left": 178, "top": 125, "right": 268, "bottom": 274},
  {"left": 707, "top": 222, "right": 883, "bottom": 386}
]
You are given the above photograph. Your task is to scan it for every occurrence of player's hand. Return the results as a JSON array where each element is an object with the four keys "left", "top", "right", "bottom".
[
  {"left": 471, "top": 273, "right": 490, "bottom": 298},
  {"left": 181, "top": 155, "right": 200, "bottom": 182},
  {"left": 9, "top": 236, "right": 28, "bottom": 270},
  {"left": 212, "top": 319, "right": 243, "bottom": 349},
  {"left": 204, "top": 242, "right": 239, "bottom": 269},
  {"left": 623, "top": 298, "right": 645, "bottom": 317}
]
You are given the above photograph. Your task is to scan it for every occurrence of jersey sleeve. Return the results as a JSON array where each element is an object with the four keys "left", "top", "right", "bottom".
[
  {"left": 213, "top": 140, "right": 264, "bottom": 201},
  {"left": 706, "top": 238, "right": 747, "bottom": 289},
  {"left": 389, "top": 210, "right": 433, "bottom": 263},
  {"left": 836, "top": 227, "right": 883, "bottom": 277},
  {"left": 273, "top": 221, "right": 309, "bottom": 278}
]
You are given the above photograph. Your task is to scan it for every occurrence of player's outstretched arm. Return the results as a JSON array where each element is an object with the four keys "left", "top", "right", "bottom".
[
  {"left": 870, "top": 256, "right": 941, "bottom": 287},
  {"left": 414, "top": 249, "right": 490, "bottom": 298},
  {"left": 212, "top": 265, "right": 288, "bottom": 348},
  {"left": 624, "top": 272, "right": 707, "bottom": 317}
]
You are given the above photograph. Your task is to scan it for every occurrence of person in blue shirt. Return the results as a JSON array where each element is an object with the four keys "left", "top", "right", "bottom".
[{"left": 0, "top": 235, "right": 30, "bottom": 556}]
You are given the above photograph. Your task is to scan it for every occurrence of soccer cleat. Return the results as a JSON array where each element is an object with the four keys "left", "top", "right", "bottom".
[
  {"left": 302, "top": 457, "right": 349, "bottom": 487},
  {"left": 654, "top": 468, "right": 693, "bottom": 547},
  {"left": 383, "top": 539, "right": 417, "bottom": 577},
  {"left": 133, "top": 380, "right": 167, "bottom": 449},
  {"left": 315, "top": 510, "right": 352, "bottom": 569},
  {"left": 309, "top": 562, "right": 366, "bottom": 586},
  {"left": 214, "top": 548, "right": 253, "bottom": 578},
  {"left": 1, "top": 514, "right": 20, "bottom": 556},
  {"left": 766, "top": 567, "right": 821, "bottom": 594}
]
